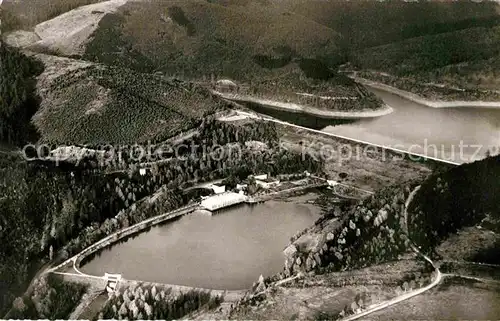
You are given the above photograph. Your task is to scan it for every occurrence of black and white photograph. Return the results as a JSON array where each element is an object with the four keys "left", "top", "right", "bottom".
[{"left": 1, "top": 0, "right": 499, "bottom": 319}]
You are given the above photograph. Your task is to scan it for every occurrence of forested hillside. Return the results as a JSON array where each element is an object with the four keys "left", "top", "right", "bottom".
[
  {"left": 408, "top": 155, "right": 500, "bottom": 252},
  {"left": 277, "top": 0, "right": 500, "bottom": 50},
  {"left": 82, "top": 0, "right": 342, "bottom": 81},
  {"left": 0, "top": 43, "right": 44, "bottom": 145},
  {"left": 32, "top": 55, "right": 228, "bottom": 145}
]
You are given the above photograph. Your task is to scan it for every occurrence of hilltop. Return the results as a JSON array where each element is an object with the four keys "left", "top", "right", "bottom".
[
  {"left": 81, "top": 0, "right": 342, "bottom": 80},
  {"left": 5, "top": 0, "right": 500, "bottom": 104},
  {"left": 352, "top": 25, "right": 500, "bottom": 101},
  {"left": 1, "top": 0, "right": 107, "bottom": 32}
]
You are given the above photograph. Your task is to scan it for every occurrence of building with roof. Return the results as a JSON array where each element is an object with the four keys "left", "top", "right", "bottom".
[
  {"left": 254, "top": 174, "right": 268, "bottom": 181},
  {"left": 256, "top": 177, "right": 280, "bottom": 189},
  {"left": 200, "top": 192, "right": 248, "bottom": 211},
  {"left": 215, "top": 79, "right": 239, "bottom": 93}
]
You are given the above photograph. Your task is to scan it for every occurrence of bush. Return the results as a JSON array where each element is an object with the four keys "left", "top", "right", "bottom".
[
  {"left": 7, "top": 274, "right": 87, "bottom": 320},
  {"left": 99, "top": 284, "right": 223, "bottom": 320}
]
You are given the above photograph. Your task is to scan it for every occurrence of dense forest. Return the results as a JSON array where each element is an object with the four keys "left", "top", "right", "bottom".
[
  {"left": 283, "top": 182, "right": 419, "bottom": 277},
  {"left": 34, "top": 63, "right": 227, "bottom": 145},
  {"left": 217, "top": 73, "right": 384, "bottom": 111},
  {"left": 408, "top": 155, "right": 500, "bottom": 252},
  {"left": 0, "top": 43, "right": 44, "bottom": 146}
]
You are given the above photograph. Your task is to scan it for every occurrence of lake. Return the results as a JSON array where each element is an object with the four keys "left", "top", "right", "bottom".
[
  {"left": 80, "top": 197, "right": 321, "bottom": 290},
  {"left": 243, "top": 87, "right": 500, "bottom": 163}
]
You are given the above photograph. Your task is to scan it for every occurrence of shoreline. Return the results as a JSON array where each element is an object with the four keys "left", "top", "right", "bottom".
[
  {"left": 352, "top": 76, "right": 500, "bottom": 109},
  {"left": 212, "top": 91, "right": 394, "bottom": 119}
]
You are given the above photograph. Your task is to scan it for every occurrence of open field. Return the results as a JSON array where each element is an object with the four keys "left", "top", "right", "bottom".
[
  {"left": 368, "top": 277, "right": 500, "bottom": 320},
  {"left": 1, "top": 0, "right": 107, "bottom": 32},
  {"left": 278, "top": 125, "right": 437, "bottom": 193},
  {"left": 226, "top": 258, "right": 429, "bottom": 320},
  {"left": 437, "top": 226, "right": 500, "bottom": 263}
]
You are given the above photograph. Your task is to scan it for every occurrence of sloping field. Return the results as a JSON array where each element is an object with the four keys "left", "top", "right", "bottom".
[
  {"left": 1, "top": 0, "right": 107, "bottom": 32},
  {"left": 32, "top": 54, "right": 227, "bottom": 145},
  {"left": 26, "top": 0, "right": 128, "bottom": 56}
]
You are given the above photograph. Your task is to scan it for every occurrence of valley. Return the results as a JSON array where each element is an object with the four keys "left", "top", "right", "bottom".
[{"left": 1, "top": 0, "right": 500, "bottom": 320}]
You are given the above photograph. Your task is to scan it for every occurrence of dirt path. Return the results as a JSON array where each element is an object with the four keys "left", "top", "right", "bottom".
[
  {"left": 353, "top": 75, "right": 500, "bottom": 109},
  {"left": 214, "top": 91, "right": 394, "bottom": 119}
]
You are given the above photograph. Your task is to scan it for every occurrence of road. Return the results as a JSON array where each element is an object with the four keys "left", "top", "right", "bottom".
[
  {"left": 309, "top": 174, "right": 374, "bottom": 196},
  {"left": 340, "top": 186, "right": 443, "bottom": 321}
]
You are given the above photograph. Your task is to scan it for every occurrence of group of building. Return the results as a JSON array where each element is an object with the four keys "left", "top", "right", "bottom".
[{"left": 200, "top": 173, "right": 281, "bottom": 212}]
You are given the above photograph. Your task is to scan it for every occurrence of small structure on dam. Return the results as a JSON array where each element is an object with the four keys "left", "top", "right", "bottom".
[
  {"left": 201, "top": 192, "right": 248, "bottom": 212},
  {"left": 104, "top": 273, "right": 122, "bottom": 293}
]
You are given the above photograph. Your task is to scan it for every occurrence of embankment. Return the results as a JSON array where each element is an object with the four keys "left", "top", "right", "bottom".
[
  {"left": 118, "top": 279, "right": 246, "bottom": 302},
  {"left": 213, "top": 91, "right": 394, "bottom": 119},
  {"left": 353, "top": 77, "right": 500, "bottom": 109}
]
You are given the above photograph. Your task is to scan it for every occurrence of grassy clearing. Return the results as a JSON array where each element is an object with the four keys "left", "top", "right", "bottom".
[{"left": 368, "top": 277, "right": 500, "bottom": 320}]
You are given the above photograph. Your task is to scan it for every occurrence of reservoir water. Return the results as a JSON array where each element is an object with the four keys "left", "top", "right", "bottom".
[
  {"left": 81, "top": 198, "right": 320, "bottom": 290},
  {"left": 244, "top": 87, "right": 500, "bottom": 163}
]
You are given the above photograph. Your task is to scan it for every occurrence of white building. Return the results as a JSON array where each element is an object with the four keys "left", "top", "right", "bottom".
[
  {"left": 236, "top": 183, "right": 248, "bottom": 191},
  {"left": 211, "top": 184, "right": 226, "bottom": 194},
  {"left": 256, "top": 178, "right": 280, "bottom": 189},
  {"left": 201, "top": 192, "right": 247, "bottom": 211},
  {"left": 254, "top": 174, "right": 268, "bottom": 181},
  {"left": 327, "top": 180, "right": 338, "bottom": 187},
  {"left": 245, "top": 140, "right": 268, "bottom": 151},
  {"left": 215, "top": 79, "right": 238, "bottom": 92}
]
